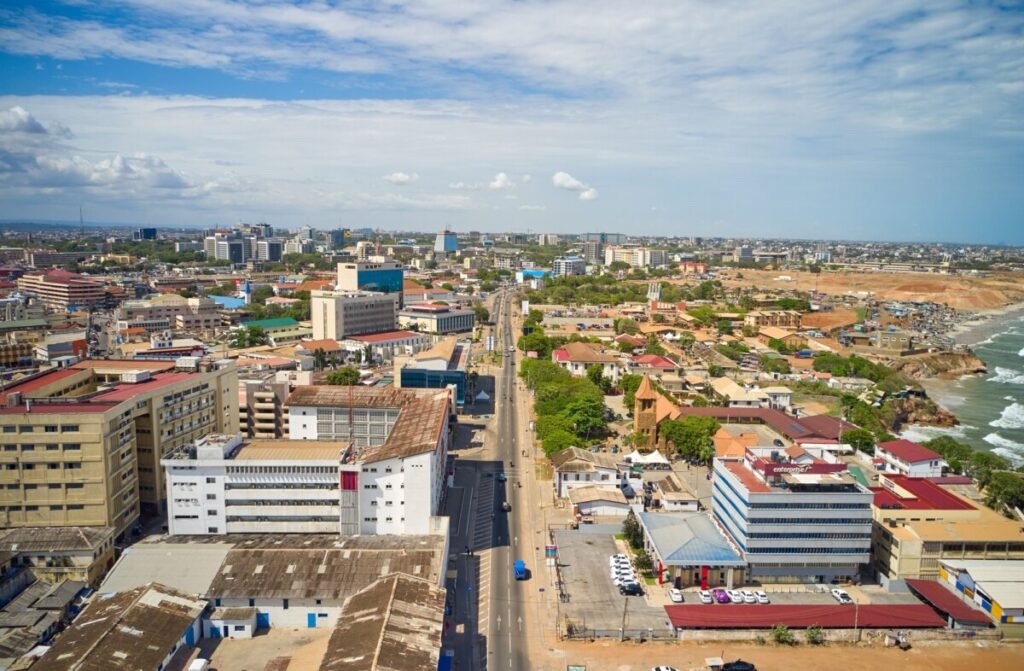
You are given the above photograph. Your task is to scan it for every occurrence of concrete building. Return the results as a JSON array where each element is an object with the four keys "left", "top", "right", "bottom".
[
  {"left": 552, "top": 255, "right": 587, "bottom": 277},
  {"left": 119, "top": 294, "right": 221, "bottom": 332},
  {"left": 287, "top": 386, "right": 454, "bottom": 535},
  {"left": 238, "top": 379, "right": 290, "bottom": 439},
  {"left": 712, "top": 448, "right": 873, "bottom": 582},
  {"left": 23, "top": 251, "right": 93, "bottom": 268},
  {"left": 15, "top": 271, "right": 105, "bottom": 311},
  {"left": 434, "top": 229, "right": 458, "bottom": 255},
  {"left": 0, "top": 359, "right": 238, "bottom": 537},
  {"left": 875, "top": 330, "right": 921, "bottom": 354},
  {"left": 0, "top": 526, "right": 115, "bottom": 587},
  {"left": 345, "top": 330, "right": 430, "bottom": 364},
  {"left": 399, "top": 304, "right": 475, "bottom": 335},
  {"left": 550, "top": 447, "right": 619, "bottom": 498},
  {"left": 567, "top": 485, "right": 630, "bottom": 518},
  {"left": 35, "top": 583, "right": 205, "bottom": 671},
  {"left": 551, "top": 341, "right": 623, "bottom": 383},
  {"left": 256, "top": 238, "right": 284, "bottom": 262},
  {"left": 875, "top": 439, "right": 945, "bottom": 478},
  {"left": 162, "top": 433, "right": 357, "bottom": 535},
  {"left": 937, "top": 560, "right": 1024, "bottom": 624},
  {"left": 744, "top": 310, "right": 803, "bottom": 329},
  {"left": 638, "top": 512, "right": 746, "bottom": 589},
  {"left": 133, "top": 227, "right": 157, "bottom": 241},
  {"left": 604, "top": 246, "right": 668, "bottom": 268},
  {"left": 394, "top": 338, "right": 471, "bottom": 405},
  {"left": 311, "top": 290, "right": 400, "bottom": 340},
  {"left": 337, "top": 259, "right": 404, "bottom": 304}
]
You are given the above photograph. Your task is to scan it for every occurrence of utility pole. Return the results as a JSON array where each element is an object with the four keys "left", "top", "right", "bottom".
[{"left": 620, "top": 596, "right": 629, "bottom": 640}]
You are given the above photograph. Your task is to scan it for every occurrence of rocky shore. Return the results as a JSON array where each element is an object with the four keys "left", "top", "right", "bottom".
[{"left": 893, "top": 351, "right": 988, "bottom": 380}]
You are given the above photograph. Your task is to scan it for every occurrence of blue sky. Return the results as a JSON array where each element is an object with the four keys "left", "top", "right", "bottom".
[{"left": 1, "top": 1, "right": 1023, "bottom": 242}]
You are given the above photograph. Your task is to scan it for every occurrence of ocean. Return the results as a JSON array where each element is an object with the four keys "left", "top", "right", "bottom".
[{"left": 903, "top": 310, "right": 1024, "bottom": 466}]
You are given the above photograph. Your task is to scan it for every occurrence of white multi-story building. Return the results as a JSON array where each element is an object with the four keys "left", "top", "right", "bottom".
[
  {"left": 162, "top": 434, "right": 358, "bottom": 536},
  {"left": 311, "top": 290, "right": 400, "bottom": 340},
  {"left": 874, "top": 439, "right": 945, "bottom": 478},
  {"left": 603, "top": 246, "right": 667, "bottom": 268},
  {"left": 712, "top": 447, "right": 873, "bottom": 582},
  {"left": 287, "top": 385, "right": 454, "bottom": 536},
  {"left": 552, "top": 255, "right": 587, "bottom": 277},
  {"left": 398, "top": 304, "right": 475, "bottom": 334}
]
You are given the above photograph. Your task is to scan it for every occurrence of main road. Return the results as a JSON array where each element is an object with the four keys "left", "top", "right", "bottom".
[{"left": 486, "top": 286, "right": 530, "bottom": 670}]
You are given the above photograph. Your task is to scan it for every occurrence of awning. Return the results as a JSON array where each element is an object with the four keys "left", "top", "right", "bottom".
[{"left": 906, "top": 579, "right": 992, "bottom": 626}]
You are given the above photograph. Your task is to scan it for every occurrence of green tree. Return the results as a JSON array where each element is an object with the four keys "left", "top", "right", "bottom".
[
  {"left": 620, "top": 374, "right": 644, "bottom": 411},
  {"left": 541, "top": 429, "right": 576, "bottom": 455},
  {"left": 716, "top": 319, "right": 734, "bottom": 334},
  {"left": 634, "top": 549, "right": 653, "bottom": 573},
  {"left": 562, "top": 396, "right": 606, "bottom": 440},
  {"left": 251, "top": 286, "right": 275, "bottom": 304},
  {"left": 231, "top": 325, "right": 268, "bottom": 348},
  {"left": 472, "top": 303, "right": 490, "bottom": 324},
  {"left": 586, "top": 364, "right": 605, "bottom": 389},
  {"left": 644, "top": 335, "right": 667, "bottom": 356},
  {"left": 608, "top": 260, "right": 632, "bottom": 273},
  {"left": 771, "top": 624, "right": 796, "bottom": 645},
  {"left": 678, "top": 331, "right": 696, "bottom": 349},
  {"left": 325, "top": 366, "right": 361, "bottom": 386},
  {"left": 614, "top": 317, "right": 640, "bottom": 335},
  {"left": 841, "top": 428, "right": 876, "bottom": 453},
  {"left": 804, "top": 625, "right": 824, "bottom": 645},
  {"left": 661, "top": 416, "right": 720, "bottom": 462},
  {"left": 622, "top": 511, "right": 644, "bottom": 549}
]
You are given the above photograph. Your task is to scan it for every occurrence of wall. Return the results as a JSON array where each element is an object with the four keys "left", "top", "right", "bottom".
[{"left": 216, "top": 598, "right": 343, "bottom": 629}]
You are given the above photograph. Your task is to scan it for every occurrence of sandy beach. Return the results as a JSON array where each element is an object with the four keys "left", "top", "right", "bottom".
[{"left": 945, "top": 301, "right": 1024, "bottom": 347}]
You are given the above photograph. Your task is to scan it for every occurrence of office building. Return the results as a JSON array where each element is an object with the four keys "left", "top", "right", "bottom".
[
  {"left": 163, "top": 433, "right": 356, "bottom": 535},
  {"left": 604, "top": 246, "right": 668, "bottom": 268},
  {"left": 552, "top": 255, "right": 587, "bottom": 277},
  {"left": 133, "top": 227, "right": 157, "bottom": 241},
  {"left": 327, "top": 228, "right": 350, "bottom": 249},
  {"left": 23, "top": 251, "right": 92, "bottom": 268},
  {"left": 394, "top": 338, "right": 471, "bottom": 405},
  {"left": 582, "top": 232, "right": 626, "bottom": 244},
  {"left": 284, "top": 238, "right": 316, "bottom": 255},
  {"left": 311, "top": 290, "right": 400, "bottom": 340},
  {"left": 16, "top": 270, "right": 106, "bottom": 311},
  {"left": 345, "top": 329, "right": 430, "bottom": 364},
  {"left": 238, "top": 378, "right": 291, "bottom": 439},
  {"left": 119, "top": 294, "right": 221, "bottom": 332},
  {"left": 287, "top": 385, "right": 454, "bottom": 535},
  {"left": 434, "top": 229, "right": 458, "bottom": 254},
  {"left": 215, "top": 238, "right": 247, "bottom": 264},
  {"left": 875, "top": 439, "right": 945, "bottom": 478},
  {"left": 537, "top": 233, "right": 560, "bottom": 245},
  {"left": 0, "top": 359, "right": 238, "bottom": 537},
  {"left": 398, "top": 304, "right": 475, "bottom": 334},
  {"left": 256, "top": 238, "right": 284, "bottom": 262},
  {"left": 733, "top": 246, "right": 753, "bottom": 263},
  {"left": 174, "top": 241, "right": 203, "bottom": 253},
  {"left": 712, "top": 448, "right": 873, "bottom": 581},
  {"left": 581, "top": 240, "right": 604, "bottom": 265},
  {"left": 336, "top": 259, "right": 404, "bottom": 304}
]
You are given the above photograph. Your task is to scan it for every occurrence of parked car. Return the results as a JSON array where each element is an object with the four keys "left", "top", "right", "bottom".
[
  {"left": 668, "top": 589, "right": 683, "bottom": 603},
  {"left": 620, "top": 582, "right": 644, "bottom": 596},
  {"left": 698, "top": 590, "right": 714, "bottom": 604},
  {"left": 831, "top": 588, "right": 854, "bottom": 604},
  {"left": 741, "top": 590, "right": 757, "bottom": 604},
  {"left": 651, "top": 667, "right": 679, "bottom": 671},
  {"left": 722, "top": 661, "right": 757, "bottom": 671},
  {"left": 497, "top": 473, "right": 506, "bottom": 482},
  {"left": 754, "top": 590, "right": 770, "bottom": 604},
  {"left": 728, "top": 590, "right": 745, "bottom": 604},
  {"left": 712, "top": 588, "right": 731, "bottom": 604}
]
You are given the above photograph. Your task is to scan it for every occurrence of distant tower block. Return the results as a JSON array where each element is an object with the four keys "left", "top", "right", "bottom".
[{"left": 647, "top": 283, "right": 661, "bottom": 302}]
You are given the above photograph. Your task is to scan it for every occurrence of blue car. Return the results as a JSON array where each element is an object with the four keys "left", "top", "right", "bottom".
[{"left": 497, "top": 473, "right": 507, "bottom": 482}]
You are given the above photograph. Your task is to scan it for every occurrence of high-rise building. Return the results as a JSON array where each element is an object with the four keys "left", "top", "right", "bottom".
[
  {"left": 311, "top": 290, "right": 400, "bottom": 340},
  {"left": 16, "top": 270, "right": 106, "bottom": 311},
  {"left": 582, "top": 232, "right": 626, "bottom": 244},
  {"left": 327, "top": 229, "right": 350, "bottom": 249},
  {"left": 0, "top": 359, "right": 238, "bottom": 537},
  {"left": 216, "top": 239, "right": 247, "bottom": 264},
  {"left": 581, "top": 240, "right": 604, "bottom": 265},
  {"left": 552, "top": 256, "right": 587, "bottom": 277},
  {"left": 256, "top": 239, "right": 284, "bottom": 262},
  {"left": 336, "top": 260, "right": 404, "bottom": 304},
  {"left": 603, "top": 246, "right": 667, "bottom": 269},
  {"left": 434, "top": 229, "right": 458, "bottom": 254},
  {"left": 133, "top": 228, "right": 157, "bottom": 241}
]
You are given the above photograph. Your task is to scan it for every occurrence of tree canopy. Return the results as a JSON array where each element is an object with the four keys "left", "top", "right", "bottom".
[
  {"left": 325, "top": 366, "right": 361, "bottom": 386},
  {"left": 660, "top": 415, "right": 720, "bottom": 462}
]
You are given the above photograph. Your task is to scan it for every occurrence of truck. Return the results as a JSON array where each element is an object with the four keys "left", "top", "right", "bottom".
[
  {"left": 513, "top": 560, "right": 527, "bottom": 580},
  {"left": 795, "top": 350, "right": 813, "bottom": 359}
]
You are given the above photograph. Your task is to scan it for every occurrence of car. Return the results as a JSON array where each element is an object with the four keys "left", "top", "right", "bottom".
[
  {"left": 698, "top": 590, "right": 714, "bottom": 604},
  {"left": 722, "top": 661, "right": 757, "bottom": 671},
  {"left": 741, "top": 590, "right": 757, "bottom": 604},
  {"left": 772, "top": 438, "right": 785, "bottom": 447},
  {"left": 712, "top": 588, "right": 731, "bottom": 604},
  {"left": 496, "top": 473, "right": 506, "bottom": 482},
  {"left": 728, "top": 590, "right": 744, "bottom": 604},
  {"left": 501, "top": 501, "right": 511, "bottom": 512},
  {"left": 754, "top": 590, "right": 770, "bottom": 604},
  {"left": 620, "top": 582, "right": 644, "bottom": 596},
  {"left": 831, "top": 588, "right": 854, "bottom": 604},
  {"left": 651, "top": 667, "right": 679, "bottom": 671},
  {"left": 668, "top": 588, "right": 683, "bottom": 603}
]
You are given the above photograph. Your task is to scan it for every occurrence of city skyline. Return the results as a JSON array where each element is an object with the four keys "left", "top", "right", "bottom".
[{"left": 1, "top": 2, "right": 1023, "bottom": 243}]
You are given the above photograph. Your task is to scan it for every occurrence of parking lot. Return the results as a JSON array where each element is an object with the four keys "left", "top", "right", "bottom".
[{"left": 553, "top": 527, "right": 672, "bottom": 632}]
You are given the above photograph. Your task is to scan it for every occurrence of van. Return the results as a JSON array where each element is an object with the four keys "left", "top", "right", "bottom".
[{"left": 513, "top": 560, "right": 527, "bottom": 580}]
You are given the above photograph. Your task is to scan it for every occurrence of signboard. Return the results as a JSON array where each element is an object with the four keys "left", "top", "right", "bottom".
[
  {"left": 760, "top": 462, "right": 847, "bottom": 477},
  {"left": 545, "top": 545, "right": 558, "bottom": 558}
]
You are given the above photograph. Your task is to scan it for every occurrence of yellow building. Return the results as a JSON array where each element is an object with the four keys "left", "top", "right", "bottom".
[
  {"left": 0, "top": 526, "right": 115, "bottom": 587},
  {"left": 0, "top": 359, "right": 237, "bottom": 538}
]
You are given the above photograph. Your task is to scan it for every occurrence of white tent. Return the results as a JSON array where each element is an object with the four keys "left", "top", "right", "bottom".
[
  {"left": 625, "top": 450, "right": 670, "bottom": 465},
  {"left": 475, "top": 390, "right": 490, "bottom": 401}
]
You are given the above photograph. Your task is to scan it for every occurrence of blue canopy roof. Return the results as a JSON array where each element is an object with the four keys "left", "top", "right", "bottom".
[{"left": 638, "top": 512, "right": 745, "bottom": 567}]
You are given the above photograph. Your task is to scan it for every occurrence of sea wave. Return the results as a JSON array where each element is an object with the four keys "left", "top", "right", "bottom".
[
  {"left": 983, "top": 433, "right": 1024, "bottom": 464},
  {"left": 988, "top": 367, "right": 1024, "bottom": 384},
  {"left": 990, "top": 402, "right": 1024, "bottom": 429},
  {"left": 901, "top": 424, "right": 974, "bottom": 443},
  {"left": 1019, "top": 347, "right": 1024, "bottom": 357}
]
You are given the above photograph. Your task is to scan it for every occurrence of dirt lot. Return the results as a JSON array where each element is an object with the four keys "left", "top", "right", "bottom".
[
  {"left": 715, "top": 269, "right": 1024, "bottom": 310},
  {"left": 190, "top": 627, "right": 333, "bottom": 671},
  {"left": 538, "top": 639, "right": 1024, "bottom": 671}
]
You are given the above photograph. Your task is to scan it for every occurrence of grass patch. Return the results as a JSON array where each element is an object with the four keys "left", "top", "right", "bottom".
[
  {"left": 643, "top": 575, "right": 657, "bottom": 585},
  {"left": 613, "top": 533, "right": 626, "bottom": 541}
]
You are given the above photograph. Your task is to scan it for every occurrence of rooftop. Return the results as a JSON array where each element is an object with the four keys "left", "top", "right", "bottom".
[
  {"left": 568, "top": 485, "right": 628, "bottom": 506},
  {"left": 665, "top": 604, "right": 945, "bottom": 630},
  {"left": 319, "top": 573, "right": 445, "bottom": 671},
  {"left": 876, "top": 439, "right": 942, "bottom": 463},
  {"left": 91, "top": 371, "right": 199, "bottom": 402},
  {"left": 905, "top": 579, "right": 991, "bottom": 625},
  {"left": 35, "top": 583, "right": 205, "bottom": 671},
  {"left": 550, "top": 447, "right": 618, "bottom": 473},
  {"left": 286, "top": 386, "right": 451, "bottom": 463},
  {"left": 0, "top": 526, "right": 114, "bottom": 553},
  {"left": 348, "top": 329, "right": 423, "bottom": 343},
  {"left": 871, "top": 474, "right": 976, "bottom": 511},
  {"left": 241, "top": 317, "right": 301, "bottom": 330},
  {"left": 553, "top": 341, "right": 619, "bottom": 364},
  {"left": 639, "top": 512, "right": 744, "bottom": 567}
]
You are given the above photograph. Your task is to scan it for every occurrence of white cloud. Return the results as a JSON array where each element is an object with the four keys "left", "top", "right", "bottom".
[
  {"left": 553, "top": 171, "right": 598, "bottom": 200},
  {"left": 521, "top": 174, "right": 532, "bottom": 184},
  {"left": 448, "top": 181, "right": 480, "bottom": 190},
  {"left": 1, "top": 106, "right": 49, "bottom": 134},
  {"left": 382, "top": 171, "right": 418, "bottom": 185},
  {"left": 519, "top": 204, "right": 546, "bottom": 211},
  {"left": 489, "top": 171, "right": 515, "bottom": 190}
]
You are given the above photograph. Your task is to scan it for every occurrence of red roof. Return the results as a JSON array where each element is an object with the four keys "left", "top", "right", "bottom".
[
  {"left": 665, "top": 604, "right": 945, "bottom": 629},
  {"left": 0, "top": 402, "right": 116, "bottom": 415},
  {"left": 632, "top": 354, "right": 675, "bottom": 369},
  {"left": 877, "top": 439, "right": 941, "bottom": 464},
  {"left": 0, "top": 368, "right": 81, "bottom": 404},
  {"left": 905, "top": 580, "right": 991, "bottom": 625},
  {"left": 871, "top": 475, "right": 975, "bottom": 511},
  {"left": 552, "top": 348, "right": 569, "bottom": 362},
  {"left": 348, "top": 330, "right": 422, "bottom": 343},
  {"left": 91, "top": 372, "right": 198, "bottom": 402},
  {"left": 798, "top": 415, "right": 858, "bottom": 441}
]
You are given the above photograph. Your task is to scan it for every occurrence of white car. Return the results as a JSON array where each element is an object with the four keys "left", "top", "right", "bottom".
[
  {"left": 741, "top": 590, "right": 757, "bottom": 604},
  {"left": 652, "top": 667, "right": 679, "bottom": 671},
  {"left": 613, "top": 574, "right": 636, "bottom": 587},
  {"left": 831, "top": 588, "right": 854, "bottom": 604},
  {"left": 755, "top": 590, "right": 770, "bottom": 604},
  {"left": 728, "top": 589, "right": 745, "bottom": 604},
  {"left": 668, "top": 588, "right": 683, "bottom": 603},
  {"left": 698, "top": 590, "right": 714, "bottom": 604}
]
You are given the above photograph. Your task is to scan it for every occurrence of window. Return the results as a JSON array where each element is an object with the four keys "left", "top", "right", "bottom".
[
  {"left": 206, "top": 494, "right": 216, "bottom": 500},
  {"left": 44, "top": 426, "right": 57, "bottom": 433},
  {"left": 234, "top": 625, "right": 245, "bottom": 631},
  {"left": 207, "top": 527, "right": 218, "bottom": 533},
  {"left": 18, "top": 426, "right": 32, "bottom": 433},
  {"left": 206, "top": 477, "right": 216, "bottom": 483},
  {"left": 46, "top": 444, "right": 58, "bottom": 451},
  {"left": 64, "top": 444, "right": 80, "bottom": 451},
  {"left": 2, "top": 426, "right": 14, "bottom": 434},
  {"left": 207, "top": 510, "right": 217, "bottom": 516}
]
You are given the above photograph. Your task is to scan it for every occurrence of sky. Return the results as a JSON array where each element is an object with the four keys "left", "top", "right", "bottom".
[{"left": 0, "top": 1, "right": 1023, "bottom": 243}]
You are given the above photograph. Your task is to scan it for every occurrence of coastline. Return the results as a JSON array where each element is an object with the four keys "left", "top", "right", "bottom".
[{"left": 945, "top": 301, "right": 1024, "bottom": 347}]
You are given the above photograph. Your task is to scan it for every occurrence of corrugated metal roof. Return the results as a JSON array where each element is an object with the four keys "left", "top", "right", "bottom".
[
  {"left": 638, "top": 512, "right": 744, "bottom": 567},
  {"left": 905, "top": 580, "right": 991, "bottom": 625}
]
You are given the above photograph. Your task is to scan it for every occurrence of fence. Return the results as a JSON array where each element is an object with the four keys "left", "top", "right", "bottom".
[{"left": 563, "top": 621, "right": 678, "bottom": 642}]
